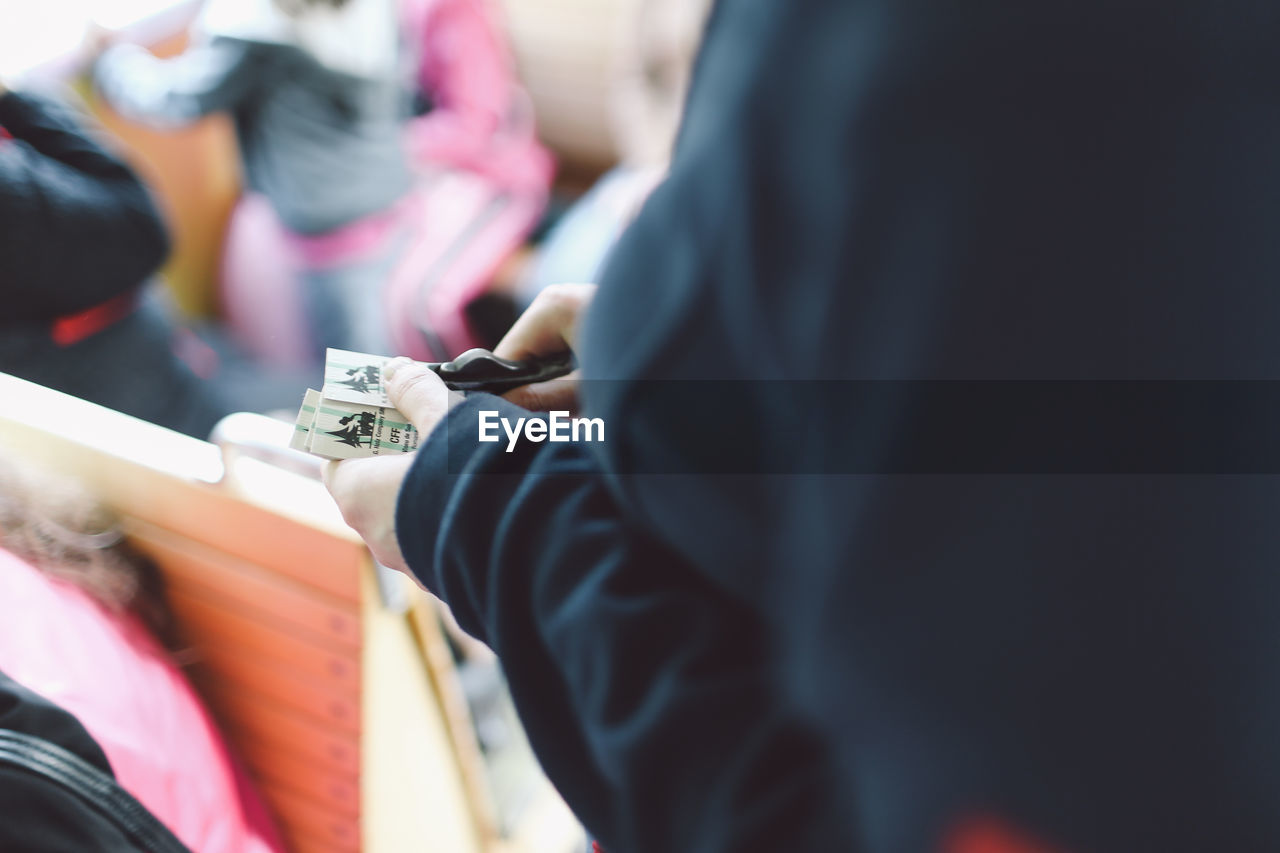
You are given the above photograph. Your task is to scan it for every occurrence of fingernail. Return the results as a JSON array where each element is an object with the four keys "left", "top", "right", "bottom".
[{"left": 382, "top": 357, "right": 412, "bottom": 384}]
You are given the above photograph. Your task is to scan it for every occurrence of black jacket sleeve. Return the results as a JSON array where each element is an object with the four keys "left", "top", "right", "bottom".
[
  {"left": 0, "top": 91, "right": 170, "bottom": 324},
  {"left": 396, "top": 397, "right": 854, "bottom": 853},
  {"left": 0, "top": 670, "right": 191, "bottom": 852}
]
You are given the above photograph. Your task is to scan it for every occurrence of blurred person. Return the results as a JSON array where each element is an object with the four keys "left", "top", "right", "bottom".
[
  {"left": 0, "top": 80, "right": 226, "bottom": 439},
  {"left": 0, "top": 454, "right": 284, "bottom": 852},
  {"left": 93, "top": 0, "right": 551, "bottom": 363},
  {"left": 0, "top": 671, "right": 194, "bottom": 853},
  {"left": 326, "top": 1, "right": 1280, "bottom": 852}
]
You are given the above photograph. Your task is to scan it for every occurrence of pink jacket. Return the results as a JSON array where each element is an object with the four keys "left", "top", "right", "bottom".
[{"left": 0, "top": 547, "right": 284, "bottom": 853}]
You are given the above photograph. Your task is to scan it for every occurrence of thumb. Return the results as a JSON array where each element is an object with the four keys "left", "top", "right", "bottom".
[{"left": 383, "top": 357, "right": 456, "bottom": 432}]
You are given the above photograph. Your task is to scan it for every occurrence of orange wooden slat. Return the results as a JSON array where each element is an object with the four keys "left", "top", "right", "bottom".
[
  {"left": 168, "top": 589, "right": 361, "bottom": 695},
  {"left": 238, "top": 733, "right": 361, "bottom": 819},
  {"left": 194, "top": 643, "right": 360, "bottom": 736},
  {"left": 203, "top": 686, "right": 361, "bottom": 778},
  {"left": 128, "top": 519, "right": 362, "bottom": 652},
  {"left": 258, "top": 782, "right": 361, "bottom": 852}
]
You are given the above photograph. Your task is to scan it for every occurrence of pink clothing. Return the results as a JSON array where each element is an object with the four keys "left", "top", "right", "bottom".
[
  {"left": 402, "top": 0, "right": 554, "bottom": 191},
  {"left": 0, "top": 547, "right": 284, "bottom": 853},
  {"left": 219, "top": 0, "right": 552, "bottom": 364},
  {"left": 282, "top": 191, "right": 420, "bottom": 271}
]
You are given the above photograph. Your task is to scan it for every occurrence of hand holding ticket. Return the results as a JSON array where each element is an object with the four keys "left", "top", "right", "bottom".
[
  {"left": 289, "top": 349, "right": 420, "bottom": 459},
  {"left": 290, "top": 386, "right": 421, "bottom": 460},
  {"left": 289, "top": 347, "right": 575, "bottom": 459}
]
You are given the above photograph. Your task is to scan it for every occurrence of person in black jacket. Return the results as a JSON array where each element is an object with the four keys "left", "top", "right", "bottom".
[
  {"left": 327, "top": 1, "right": 1280, "bottom": 851},
  {"left": 0, "top": 82, "right": 225, "bottom": 439},
  {"left": 0, "top": 670, "right": 191, "bottom": 852}
]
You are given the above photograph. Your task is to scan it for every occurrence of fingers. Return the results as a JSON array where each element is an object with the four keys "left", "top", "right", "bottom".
[
  {"left": 383, "top": 357, "right": 457, "bottom": 433},
  {"left": 502, "top": 374, "right": 580, "bottom": 414},
  {"left": 494, "top": 285, "right": 593, "bottom": 412},
  {"left": 380, "top": 283, "right": 595, "bottom": 420},
  {"left": 494, "top": 283, "right": 597, "bottom": 361},
  {"left": 322, "top": 457, "right": 369, "bottom": 533},
  {"left": 321, "top": 454, "right": 415, "bottom": 576}
]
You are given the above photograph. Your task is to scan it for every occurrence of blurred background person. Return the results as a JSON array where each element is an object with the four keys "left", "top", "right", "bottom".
[
  {"left": 0, "top": 79, "right": 227, "bottom": 439},
  {"left": 0, "top": 452, "right": 284, "bottom": 852},
  {"left": 514, "top": 0, "right": 712, "bottom": 308},
  {"left": 92, "top": 0, "right": 552, "bottom": 364}
]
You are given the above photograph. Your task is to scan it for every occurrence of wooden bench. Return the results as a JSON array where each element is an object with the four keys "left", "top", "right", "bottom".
[{"left": 0, "top": 371, "right": 578, "bottom": 852}]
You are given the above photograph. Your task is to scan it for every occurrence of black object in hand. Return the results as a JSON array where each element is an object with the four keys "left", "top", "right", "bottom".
[{"left": 428, "top": 348, "right": 576, "bottom": 394}]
